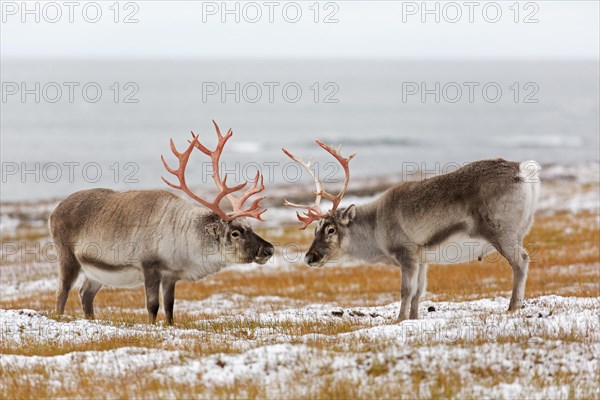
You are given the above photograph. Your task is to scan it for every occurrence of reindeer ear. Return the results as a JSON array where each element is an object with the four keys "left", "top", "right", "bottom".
[
  {"left": 338, "top": 204, "right": 356, "bottom": 226},
  {"left": 205, "top": 222, "right": 221, "bottom": 238}
]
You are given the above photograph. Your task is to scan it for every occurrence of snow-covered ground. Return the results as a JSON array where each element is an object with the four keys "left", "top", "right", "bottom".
[{"left": 1, "top": 296, "right": 598, "bottom": 398}]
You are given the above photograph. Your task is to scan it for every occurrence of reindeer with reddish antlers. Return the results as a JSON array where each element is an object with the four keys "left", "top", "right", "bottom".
[
  {"left": 49, "top": 121, "right": 273, "bottom": 325},
  {"left": 283, "top": 141, "right": 540, "bottom": 321}
]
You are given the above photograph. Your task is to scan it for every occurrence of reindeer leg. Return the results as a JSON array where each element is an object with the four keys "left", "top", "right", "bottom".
[
  {"left": 393, "top": 247, "right": 418, "bottom": 322},
  {"left": 398, "top": 263, "right": 418, "bottom": 322},
  {"left": 410, "top": 263, "right": 428, "bottom": 320},
  {"left": 142, "top": 261, "right": 162, "bottom": 324},
  {"left": 509, "top": 249, "right": 529, "bottom": 311},
  {"left": 494, "top": 237, "right": 529, "bottom": 311},
  {"left": 161, "top": 277, "right": 177, "bottom": 326},
  {"left": 56, "top": 247, "right": 81, "bottom": 315},
  {"left": 79, "top": 277, "right": 102, "bottom": 319}
]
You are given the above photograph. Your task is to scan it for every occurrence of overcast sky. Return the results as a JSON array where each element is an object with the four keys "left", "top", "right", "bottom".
[{"left": 2, "top": 1, "right": 599, "bottom": 59}]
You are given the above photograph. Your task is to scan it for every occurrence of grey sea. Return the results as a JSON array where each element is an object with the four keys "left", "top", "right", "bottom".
[{"left": 1, "top": 59, "right": 598, "bottom": 201}]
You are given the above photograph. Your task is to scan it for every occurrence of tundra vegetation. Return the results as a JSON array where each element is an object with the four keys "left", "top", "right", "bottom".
[{"left": 1, "top": 165, "right": 599, "bottom": 399}]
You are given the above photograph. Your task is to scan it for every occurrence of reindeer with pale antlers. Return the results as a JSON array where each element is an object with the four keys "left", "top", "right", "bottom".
[
  {"left": 50, "top": 121, "right": 273, "bottom": 324},
  {"left": 283, "top": 141, "right": 540, "bottom": 321}
]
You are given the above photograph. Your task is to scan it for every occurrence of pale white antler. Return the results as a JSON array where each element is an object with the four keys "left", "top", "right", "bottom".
[
  {"left": 282, "top": 140, "right": 356, "bottom": 229},
  {"left": 282, "top": 148, "right": 325, "bottom": 229}
]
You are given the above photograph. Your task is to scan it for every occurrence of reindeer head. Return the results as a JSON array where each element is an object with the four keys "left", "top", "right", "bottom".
[
  {"left": 282, "top": 140, "right": 356, "bottom": 267},
  {"left": 200, "top": 215, "right": 274, "bottom": 265},
  {"left": 303, "top": 205, "right": 356, "bottom": 267},
  {"left": 162, "top": 120, "right": 274, "bottom": 265}
]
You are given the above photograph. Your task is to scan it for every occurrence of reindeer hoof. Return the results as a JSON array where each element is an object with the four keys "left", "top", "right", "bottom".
[
  {"left": 396, "top": 315, "right": 411, "bottom": 323},
  {"left": 508, "top": 301, "right": 524, "bottom": 312}
]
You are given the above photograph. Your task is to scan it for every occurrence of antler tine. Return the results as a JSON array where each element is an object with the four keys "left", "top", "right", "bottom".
[
  {"left": 226, "top": 170, "right": 268, "bottom": 219},
  {"left": 161, "top": 154, "right": 178, "bottom": 176},
  {"left": 212, "top": 119, "right": 232, "bottom": 141},
  {"left": 234, "top": 171, "right": 264, "bottom": 206},
  {"left": 215, "top": 121, "right": 266, "bottom": 217},
  {"left": 161, "top": 121, "right": 267, "bottom": 221},
  {"left": 168, "top": 138, "right": 181, "bottom": 157},
  {"left": 189, "top": 121, "right": 233, "bottom": 183},
  {"left": 161, "top": 135, "right": 229, "bottom": 220},
  {"left": 282, "top": 140, "right": 356, "bottom": 229},
  {"left": 282, "top": 147, "right": 330, "bottom": 229},
  {"left": 314, "top": 139, "right": 355, "bottom": 214},
  {"left": 194, "top": 121, "right": 266, "bottom": 219},
  {"left": 224, "top": 170, "right": 267, "bottom": 221},
  {"left": 189, "top": 131, "right": 211, "bottom": 156},
  {"left": 228, "top": 195, "right": 268, "bottom": 221},
  {"left": 282, "top": 149, "right": 323, "bottom": 208},
  {"left": 295, "top": 210, "right": 319, "bottom": 230}
]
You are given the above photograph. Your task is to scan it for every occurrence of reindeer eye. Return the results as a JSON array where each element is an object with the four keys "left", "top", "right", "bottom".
[
  {"left": 231, "top": 230, "right": 240, "bottom": 238},
  {"left": 327, "top": 227, "right": 336, "bottom": 235}
]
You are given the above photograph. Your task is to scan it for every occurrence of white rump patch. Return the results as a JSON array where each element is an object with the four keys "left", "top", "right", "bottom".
[
  {"left": 519, "top": 160, "right": 541, "bottom": 182},
  {"left": 519, "top": 160, "right": 542, "bottom": 227}
]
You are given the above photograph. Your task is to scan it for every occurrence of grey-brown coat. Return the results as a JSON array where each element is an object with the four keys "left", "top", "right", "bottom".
[
  {"left": 290, "top": 154, "right": 540, "bottom": 321},
  {"left": 49, "top": 188, "right": 274, "bottom": 324}
]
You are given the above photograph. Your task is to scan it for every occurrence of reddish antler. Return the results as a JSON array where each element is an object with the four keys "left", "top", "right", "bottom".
[
  {"left": 282, "top": 140, "right": 356, "bottom": 229},
  {"left": 161, "top": 121, "right": 267, "bottom": 221}
]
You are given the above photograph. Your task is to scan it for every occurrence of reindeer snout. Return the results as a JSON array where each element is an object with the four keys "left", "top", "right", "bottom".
[
  {"left": 261, "top": 245, "right": 274, "bottom": 258},
  {"left": 254, "top": 243, "right": 274, "bottom": 264},
  {"left": 305, "top": 252, "right": 322, "bottom": 267}
]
